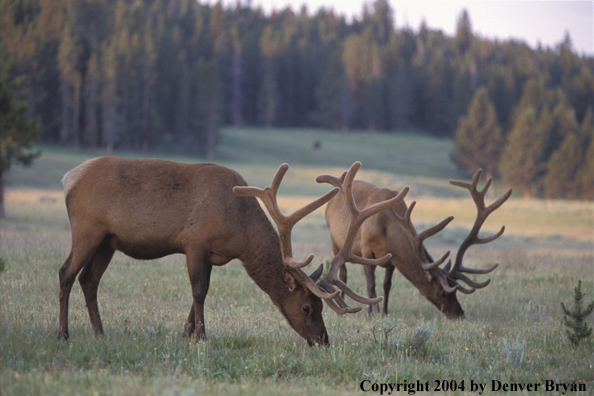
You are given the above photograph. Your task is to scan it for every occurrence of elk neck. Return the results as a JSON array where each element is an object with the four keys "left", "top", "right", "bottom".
[
  {"left": 385, "top": 221, "right": 437, "bottom": 295},
  {"left": 236, "top": 218, "right": 293, "bottom": 303}
]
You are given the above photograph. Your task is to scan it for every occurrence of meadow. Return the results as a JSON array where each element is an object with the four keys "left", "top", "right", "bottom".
[{"left": 1, "top": 128, "right": 593, "bottom": 395}]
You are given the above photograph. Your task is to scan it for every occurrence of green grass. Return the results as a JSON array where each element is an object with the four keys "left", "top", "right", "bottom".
[
  {"left": 216, "top": 127, "right": 459, "bottom": 178},
  {"left": 1, "top": 128, "right": 594, "bottom": 395},
  {"left": 7, "top": 128, "right": 464, "bottom": 196}
]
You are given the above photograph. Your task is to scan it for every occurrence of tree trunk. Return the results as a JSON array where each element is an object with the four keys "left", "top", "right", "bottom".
[
  {"left": 72, "top": 76, "right": 81, "bottom": 149},
  {"left": 231, "top": 44, "right": 243, "bottom": 126},
  {"left": 60, "top": 78, "right": 70, "bottom": 144},
  {"left": 102, "top": 77, "right": 117, "bottom": 154}
]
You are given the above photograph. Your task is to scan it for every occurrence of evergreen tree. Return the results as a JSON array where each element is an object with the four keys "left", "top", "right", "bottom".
[
  {"left": 577, "top": 109, "right": 594, "bottom": 199},
  {"left": 577, "top": 106, "right": 594, "bottom": 147},
  {"left": 313, "top": 47, "right": 346, "bottom": 130},
  {"left": 192, "top": 59, "right": 221, "bottom": 159},
  {"left": 544, "top": 133, "right": 582, "bottom": 199},
  {"left": 368, "top": 0, "right": 394, "bottom": 45},
  {"left": 453, "top": 87, "right": 502, "bottom": 176},
  {"left": 451, "top": 58, "right": 473, "bottom": 124},
  {"left": 578, "top": 138, "right": 594, "bottom": 200},
  {"left": 258, "top": 25, "right": 282, "bottom": 127},
  {"left": 453, "top": 9, "right": 472, "bottom": 56},
  {"left": 101, "top": 37, "right": 118, "bottom": 153},
  {"left": 424, "top": 48, "right": 454, "bottom": 136},
  {"left": 500, "top": 108, "right": 544, "bottom": 198},
  {"left": 548, "top": 89, "right": 579, "bottom": 156},
  {"left": 343, "top": 28, "right": 380, "bottom": 130},
  {"left": 57, "top": 6, "right": 82, "bottom": 147},
  {"left": 561, "top": 280, "right": 594, "bottom": 347},
  {"left": 0, "top": 44, "right": 40, "bottom": 218},
  {"left": 571, "top": 65, "right": 594, "bottom": 122},
  {"left": 500, "top": 77, "right": 560, "bottom": 196},
  {"left": 230, "top": 25, "right": 244, "bottom": 126},
  {"left": 83, "top": 51, "right": 100, "bottom": 147},
  {"left": 486, "top": 64, "right": 516, "bottom": 131}
]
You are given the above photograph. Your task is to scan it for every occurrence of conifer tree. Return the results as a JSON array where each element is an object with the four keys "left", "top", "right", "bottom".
[
  {"left": 499, "top": 108, "right": 544, "bottom": 198},
  {"left": 453, "top": 87, "right": 502, "bottom": 176},
  {"left": 561, "top": 280, "right": 594, "bottom": 347},
  {"left": 576, "top": 108, "right": 594, "bottom": 199},
  {"left": 544, "top": 133, "right": 582, "bottom": 199},
  {"left": 453, "top": 9, "right": 472, "bottom": 56},
  {"left": 314, "top": 48, "right": 347, "bottom": 130},
  {"left": 57, "top": 16, "right": 82, "bottom": 147},
  {"left": 0, "top": 44, "right": 40, "bottom": 218},
  {"left": 578, "top": 138, "right": 594, "bottom": 200}
]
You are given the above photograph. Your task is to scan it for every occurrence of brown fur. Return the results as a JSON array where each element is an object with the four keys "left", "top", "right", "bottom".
[
  {"left": 58, "top": 157, "right": 328, "bottom": 346},
  {"left": 325, "top": 180, "right": 464, "bottom": 317}
]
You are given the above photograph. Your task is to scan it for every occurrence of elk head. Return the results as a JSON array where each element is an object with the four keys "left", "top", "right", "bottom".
[{"left": 391, "top": 169, "right": 512, "bottom": 318}]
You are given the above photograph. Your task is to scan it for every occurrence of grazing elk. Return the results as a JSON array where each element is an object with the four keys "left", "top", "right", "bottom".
[
  {"left": 325, "top": 169, "right": 512, "bottom": 318},
  {"left": 58, "top": 157, "right": 406, "bottom": 345}
]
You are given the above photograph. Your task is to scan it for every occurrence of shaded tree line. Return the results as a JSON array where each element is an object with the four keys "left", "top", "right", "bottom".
[
  {"left": 452, "top": 34, "right": 594, "bottom": 200},
  {"left": 0, "top": 0, "right": 592, "bottom": 198}
]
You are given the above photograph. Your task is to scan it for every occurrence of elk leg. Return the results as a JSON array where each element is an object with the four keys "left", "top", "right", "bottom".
[
  {"left": 183, "top": 305, "right": 195, "bottom": 336},
  {"left": 185, "top": 250, "right": 213, "bottom": 341},
  {"left": 363, "top": 265, "right": 379, "bottom": 315},
  {"left": 58, "top": 231, "right": 104, "bottom": 340},
  {"left": 78, "top": 240, "right": 115, "bottom": 337},
  {"left": 338, "top": 263, "right": 348, "bottom": 299},
  {"left": 382, "top": 265, "right": 395, "bottom": 316}
]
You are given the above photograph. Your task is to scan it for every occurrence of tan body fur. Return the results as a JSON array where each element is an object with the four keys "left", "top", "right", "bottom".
[
  {"left": 58, "top": 157, "right": 328, "bottom": 345},
  {"left": 325, "top": 180, "right": 464, "bottom": 317}
]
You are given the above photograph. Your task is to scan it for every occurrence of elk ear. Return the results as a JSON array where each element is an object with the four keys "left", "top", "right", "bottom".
[
  {"left": 309, "top": 263, "right": 324, "bottom": 282},
  {"left": 284, "top": 269, "right": 298, "bottom": 291}
]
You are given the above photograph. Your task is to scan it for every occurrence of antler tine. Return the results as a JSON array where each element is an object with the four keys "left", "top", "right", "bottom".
[
  {"left": 421, "top": 250, "right": 450, "bottom": 271},
  {"left": 391, "top": 199, "right": 454, "bottom": 273},
  {"left": 233, "top": 163, "right": 339, "bottom": 271},
  {"left": 315, "top": 162, "right": 410, "bottom": 313},
  {"left": 417, "top": 216, "right": 454, "bottom": 242},
  {"left": 432, "top": 267, "right": 459, "bottom": 293},
  {"left": 446, "top": 168, "right": 512, "bottom": 291}
]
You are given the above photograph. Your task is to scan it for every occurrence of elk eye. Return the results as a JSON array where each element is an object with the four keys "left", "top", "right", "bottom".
[{"left": 302, "top": 305, "right": 311, "bottom": 314}]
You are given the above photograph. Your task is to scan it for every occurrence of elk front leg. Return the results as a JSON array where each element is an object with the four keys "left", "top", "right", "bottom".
[
  {"left": 185, "top": 250, "right": 213, "bottom": 341},
  {"left": 78, "top": 241, "right": 115, "bottom": 337},
  {"left": 338, "top": 263, "right": 348, "bottom": 299},
  {"left": 382, "top": 265, "right": 395, "bottom": 316}
]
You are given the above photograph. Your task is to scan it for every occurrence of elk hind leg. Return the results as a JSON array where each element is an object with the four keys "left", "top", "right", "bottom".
[
  {"left": 183, "top": 305, "right": 195, "bottom": 337},
  {"left": 78, "top": 240, "right": 115, "bottom": 337},
  {"left": 58, "top": 232, "right": 104, "bottom": 340},
  {"left": 382, "top": 265, "right": 395, "bottom": 316},
  {"left": 363, "top": 265, "right": 380, "bottom": 314}
]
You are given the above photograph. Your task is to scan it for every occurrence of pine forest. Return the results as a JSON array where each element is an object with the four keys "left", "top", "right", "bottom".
[{"left": 1, "top": 0, "right": 593, "bottom": 199}]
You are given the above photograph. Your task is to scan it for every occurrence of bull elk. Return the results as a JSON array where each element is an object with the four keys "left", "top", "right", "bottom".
[
  {"left": 58, "top": 157, "right": 406, "bottom": 346},
  {"left": 324, "top": 169, "right": 512, "bottom": 318}
]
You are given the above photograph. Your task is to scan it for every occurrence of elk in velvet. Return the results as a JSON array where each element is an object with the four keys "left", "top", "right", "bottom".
[
  {"left": 58, "top": 157, "right": 406, "bottom": 345},
  {"left": 234, "top": 161, "right": 410, "bottom": 314},
  {"left": 324, "top": 169, "right": 512, "bottom": 318}
]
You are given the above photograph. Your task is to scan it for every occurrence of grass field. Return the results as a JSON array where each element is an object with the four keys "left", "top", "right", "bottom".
[{"left": 1, "top": 128, "right": 593, "bottom": 395}]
